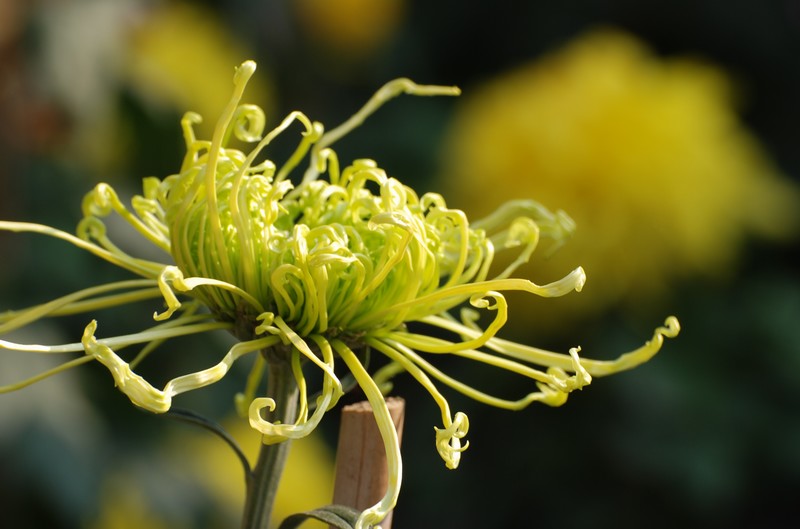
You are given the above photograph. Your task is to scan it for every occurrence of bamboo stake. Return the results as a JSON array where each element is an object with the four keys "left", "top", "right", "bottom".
[{"left": 332, "top": 397, "right": 406, "bottom": 529}]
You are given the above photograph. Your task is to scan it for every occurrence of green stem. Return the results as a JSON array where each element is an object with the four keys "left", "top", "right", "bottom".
[{"left": 241, "top": 351, "right": 299, "bottom": 529}]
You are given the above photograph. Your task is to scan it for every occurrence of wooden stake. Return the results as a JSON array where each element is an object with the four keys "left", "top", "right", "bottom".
[{"left": 332, "top": 397, "right": 405, "bottom": 529}]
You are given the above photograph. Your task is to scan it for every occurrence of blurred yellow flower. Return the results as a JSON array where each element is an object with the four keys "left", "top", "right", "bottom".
[
  {"left": 440, "top": 29, "right": 800, "bottom": 326},
  {"left": 90, "top": 477, "right": 179, "bottom": 529},
  {"left": 177, "top": 420, "right": 334, "bottom": 528},
  {"left": 125, "top": 1, "right": 272, "bottom": 137},
  {"left": 293, "top": 0, "right": 405, "bottom": 61},
  {"left": 88, "top": 420, "right": 334, "bottom": 529}
]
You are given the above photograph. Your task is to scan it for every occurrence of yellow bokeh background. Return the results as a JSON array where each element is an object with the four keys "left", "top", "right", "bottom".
[{"left": 440, "top": 29, "right": 800, "bottom": 328}]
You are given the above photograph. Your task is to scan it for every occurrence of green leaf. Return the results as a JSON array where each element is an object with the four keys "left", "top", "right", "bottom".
[{"left": 277, "top": 504, "right": 362, "bottom": 529}]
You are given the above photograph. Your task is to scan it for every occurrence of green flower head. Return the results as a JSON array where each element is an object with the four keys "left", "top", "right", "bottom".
[{"left": 1, "top": 61, "right": 678, "bottom": 528}]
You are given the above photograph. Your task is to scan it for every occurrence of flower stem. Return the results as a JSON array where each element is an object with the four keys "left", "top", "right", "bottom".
[{"left": 241, "top": 351, "right": 299, "bottom": 529}]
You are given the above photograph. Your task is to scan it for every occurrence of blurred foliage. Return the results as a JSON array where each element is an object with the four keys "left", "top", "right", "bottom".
[{"left": 0, "top": 0, "right": 798, "bottom": 528}]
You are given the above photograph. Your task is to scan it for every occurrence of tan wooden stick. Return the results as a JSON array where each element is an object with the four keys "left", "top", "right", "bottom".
[{"left": 332, "top": 397, "right": 406, "bottom": 529}]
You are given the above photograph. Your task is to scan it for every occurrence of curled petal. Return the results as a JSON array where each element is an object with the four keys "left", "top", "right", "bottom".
[
  {"left": 269, "top": 265, "right": 306, "bottom": 322},
  {"left": 367, "top": 266, "right": 587, "bottom": 329},
  {"left": 254, "top": 311, "right": 277, "bottom": 334},
  {"left": 271, "top": 316, "right": 342, "bottom": 389},
  {"left": 304, "top": 77, "right": 460, "bottom": 182},
  {"left": 82, "top": 320, "right": 173, "bottom": 413},
  {"left": 366, "top": 337, "right": 472, "bottom": 470},
  {"left": 491, "top": 216, "right": 540, "bottom": 280},
  {"left": 82, "top": 320, "right": 276, "bottom": 413},
  {"left": 471, "top": 199, "right": 576, "bottom": 253},
  {"left": 154, "top": 265, "right": 265, "bottom": 321},
  {"left": 532, "top": 350, "right": 592, "bottom": 407},
  {"left": 480, "top": 316, "right": 680, "bottom": 377},
  {"left": 154, "top": 266, "right": 186, "bottom": 321},
  {"left": 229, "top": 103, "right": 266, "bottom": 143},
  {"left": 435, "top": 411, "right": 470, "bottom": 470},
  {"left": 583, "top": 316, "right": 681, "bottom": 377},
  {"left": 234, "top": 60, "right": 257, "bottom": 86},
  {"left": 557, "top": 347, "right": 592, "bottom": 392},
  {"left": 180, "top": 111, "right": 203, "bottom": 150},
  {"left": 248, "top": 397, "right": 282, "bottom": 443},
  {"left": 274, "top": 116, "right": 324, "bottom": 184},
  {"left": 533, "top": 378, "right": 569, "bottom": 407},
  {"left": 234, "top": 110, "right": 316, "bottom": 184},
  {"left": 249, "top": 336, "right": 341, "bottom": 444},
  {"left": 248, "top": 388, "right": 335, "bottom": 445},
  {"left": 389, "top": 336, "right": 555, "bottom": 409},
  {"left": 353, "top": 214, "right": 414, "bottom": 306},
  {"left": 80, "top": 183, "right": 171, "bottom": 252},
  {"left": 390, "top": 291, "right": 507, "bottom": 353},
  {"left": 200, "top": 62, "right": 259, "bottom": 286}
]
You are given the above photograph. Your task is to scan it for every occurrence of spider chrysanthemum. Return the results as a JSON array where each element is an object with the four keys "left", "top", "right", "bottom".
[{"left": 0, "top": 61, "right": 678, "bottom": 529}]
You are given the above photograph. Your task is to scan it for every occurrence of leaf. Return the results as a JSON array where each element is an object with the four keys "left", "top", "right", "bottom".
[{"left": 277, "top": 504, "right": 362, "bottom": 529}]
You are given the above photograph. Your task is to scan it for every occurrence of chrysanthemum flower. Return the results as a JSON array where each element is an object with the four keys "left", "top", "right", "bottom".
[
  {"left": 440, "top": 29, "right": 800, "bottom": 325},
  {"left": 0, "top": 61, "right": 678, "bottom": 528}
]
